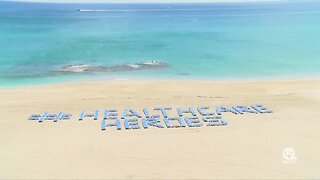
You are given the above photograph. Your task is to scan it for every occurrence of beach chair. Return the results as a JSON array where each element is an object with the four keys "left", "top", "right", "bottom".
[
  {"left": 143, "top": 108, "right": 150, "bottom": 118},
  {"left": 177, "top": 107, "right": 197, "bottom": 117},
  {"left": 28, "top": 114, "right": 41, "bottom": 121},
  {"left": 232, "top": 105, "right": 258, "bottom": 114},
  {"left": 54, "top": 112, "right": 63, "bottom": 122},
  {"left": 216, "top": 106, "right": 238, "bottom": 115},
  {"left": 251, "top": 104, "right": 273, "bottom": 113},
  {"left": 197, "top": 106, "right": 215, "bottom": 116},
  {"left": 79, "top": 111, "right": 85, "bottom": 121},
  {"left": 116, "top": 119, "right": 121, "bottom": 130},
  {"left": 142, "top": 118, "right": 164, "bottom": 129},
  {"left": 39, "top": 112, "right": 48, "bottom": 123},
  {"left": 94, "top": 110, "right": 99, "bottom": 120},
  {"left": 101, "top": 120, "right": 107, "bottom": 131},
  {"left": 61, "top": 114, "right": 72, "bottom": 120},
  {"left": 185, "top": 117, "right": 202, "bottom": 127}
]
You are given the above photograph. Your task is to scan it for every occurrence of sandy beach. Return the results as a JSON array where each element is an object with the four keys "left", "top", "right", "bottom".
[{"left": 0, "top": 78, "right": 320, "bottom": 179}]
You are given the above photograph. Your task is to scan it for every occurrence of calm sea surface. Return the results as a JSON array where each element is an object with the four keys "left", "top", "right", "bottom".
[{"left": 1, "top": 1, "right": 320, "bottom": 87}]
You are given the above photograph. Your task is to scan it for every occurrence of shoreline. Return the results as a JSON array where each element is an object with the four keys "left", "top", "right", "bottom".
[{"left": 2, "top": 74, "right": 320, "bottom": 90}]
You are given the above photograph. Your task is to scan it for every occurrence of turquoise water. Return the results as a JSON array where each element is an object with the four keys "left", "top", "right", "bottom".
[{"left": 1, "top": 1, "right": 320, "bottom": 87}]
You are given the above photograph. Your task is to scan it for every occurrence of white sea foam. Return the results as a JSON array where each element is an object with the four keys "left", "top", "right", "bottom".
[
  {"left": 126, "top": 64, "right": 140, "bottom": 68},
  {"left": 59, "top": 64, "right": 92, "bottom": 73},
  {"left": 57, "top": 61, "right": 167, "bottom": 73}
]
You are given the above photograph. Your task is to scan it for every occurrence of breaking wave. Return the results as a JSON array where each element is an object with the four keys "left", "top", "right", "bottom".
[{"left": 56, "top": 61, "right": 168, "bottom": 73}]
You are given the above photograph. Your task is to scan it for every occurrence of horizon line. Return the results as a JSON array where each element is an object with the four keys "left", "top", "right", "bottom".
[{"left": 2, "top": 0, "right": 290, "bottom": 4}]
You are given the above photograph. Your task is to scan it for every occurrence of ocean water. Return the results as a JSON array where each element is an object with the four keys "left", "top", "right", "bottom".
[{"left": 1, "top": 1, "right": 320, "bottom": 87}]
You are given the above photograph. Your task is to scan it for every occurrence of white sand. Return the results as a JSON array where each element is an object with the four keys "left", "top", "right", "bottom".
[{"left": 0, "top": 79, "right": 319, "bottom": 179}]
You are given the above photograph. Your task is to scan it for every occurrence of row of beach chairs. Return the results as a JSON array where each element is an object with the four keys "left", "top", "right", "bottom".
[
  {"left": 101, "top": 115, "right": 227, "bottom": 131},
  {"left": 29, "top": 105, "right": 272, "bottom": 124},
  {"left": 28, "top": 113, "right": 72, "bottom": 123}
]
